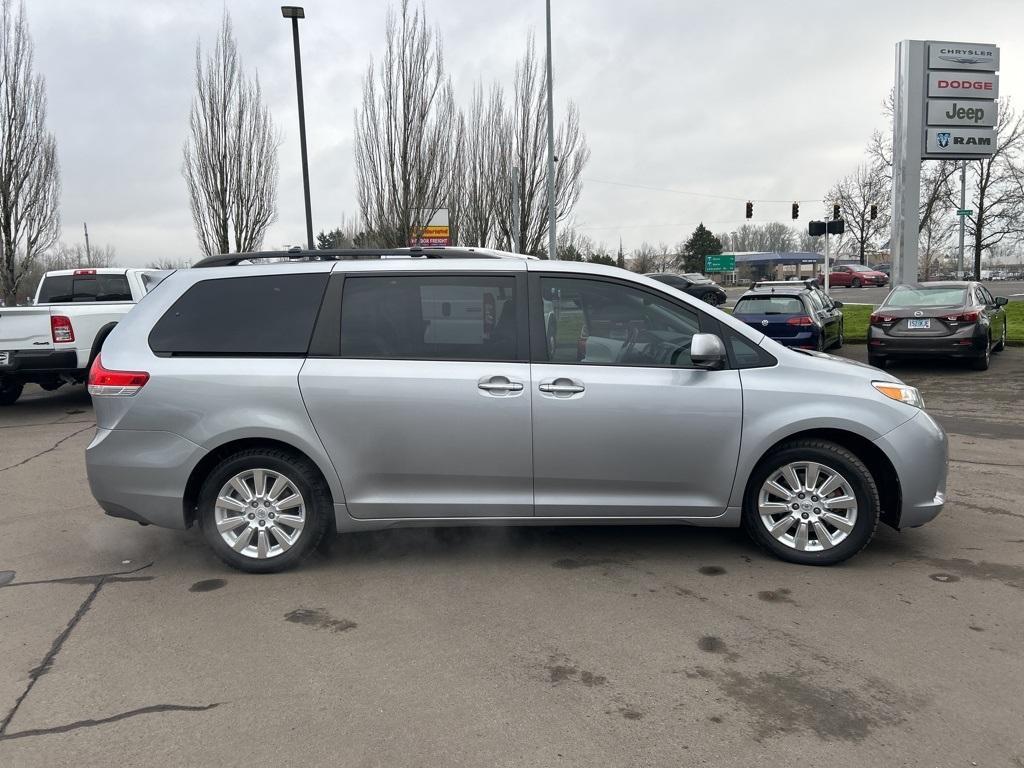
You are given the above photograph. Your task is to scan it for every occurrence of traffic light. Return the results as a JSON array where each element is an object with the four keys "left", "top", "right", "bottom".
[
  {"left": 745, "top": 201, "right": 753, "bottom": 219},
  {"left": 832, "top": 203, "right": 841, "bottom": 220},
  {"left": 870, "top": 204, "right": 878, "bottom": 220},
  {"left": 792, "top": 202, "right": 799, "bottom": 220}
]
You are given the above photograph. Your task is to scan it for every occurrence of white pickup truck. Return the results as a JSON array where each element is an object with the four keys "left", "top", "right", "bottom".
[{"left": 0, "top": 268, "right": 165, "bottom": 405}]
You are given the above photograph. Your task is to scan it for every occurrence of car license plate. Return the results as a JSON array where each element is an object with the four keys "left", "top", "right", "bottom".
[
  {"left": 907, "top": 319, "right": 931, "bottom": 329},
  {"left": 0, "top": 351, "right": 8, "bottom": 365}
]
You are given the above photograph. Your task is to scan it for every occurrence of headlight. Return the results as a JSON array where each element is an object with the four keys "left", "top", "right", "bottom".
[{"left": 872, "top": 381, "right": 924, "bottom": 409}]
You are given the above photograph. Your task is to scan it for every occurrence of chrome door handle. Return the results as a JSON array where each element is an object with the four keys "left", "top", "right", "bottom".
[
  {"left": 478, "top": 376, "right": 524, "bottom": 393},
  {"left": 539, "top": 380, "right": 585, "bottom": 395}
]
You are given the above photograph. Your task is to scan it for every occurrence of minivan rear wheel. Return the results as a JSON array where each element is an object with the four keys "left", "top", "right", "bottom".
[
  {"left": 198, "top": 448, "right": 331, "bottom": 573},
  {"left": 742, "top": 439, "right": 879, "bottom": 565}
]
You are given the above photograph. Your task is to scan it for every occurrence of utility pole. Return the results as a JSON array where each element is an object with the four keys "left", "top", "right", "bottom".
[
  {"left": 957, "top": 160, "right": 967, "bottom": 278},
  {"left": 512, "top": 166, "right": 521, "bottom": 254},
  {"left": 83, "top": 222, "right": 91, "bottom": 263},
  {"left": 544, "top": 0, "right": 557, "bottom": 259},
  {"left": 823, "top": 217, "right": 831, "bottom": 296}
]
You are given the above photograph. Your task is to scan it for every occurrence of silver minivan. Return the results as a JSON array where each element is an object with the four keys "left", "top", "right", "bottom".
[{"left": 85, "top": 249, "right": 947, "bottom": 572}]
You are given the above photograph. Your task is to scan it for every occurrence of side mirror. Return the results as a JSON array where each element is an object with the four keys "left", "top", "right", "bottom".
[
  {"left": 833, "top": 300, "right": 844, "bottom": 308},
  {"left": 995, "top": 296, "right": 1008, "bottom": 306},
  {"left": 691, "top": 333, "right": 727, "bottom": 370}
]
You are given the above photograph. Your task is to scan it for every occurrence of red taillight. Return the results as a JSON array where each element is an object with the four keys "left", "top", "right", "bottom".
[
  {"left": 73, "top": 269, "right": 97, "bottom": 276},
  {"left": 786, "top": 316, "right": 814, "bottom": 326},
  {"left": 87, "top": 355, "right": 149, "bottom": 397},
  {"left": 51, "top": 315, "right": 75, "bottom": 343},
  {"left": 945, "top": 310, "right": 979, "bottom": 323},
  {"left": 869, "top": 313, "right": 894, "bottom": 325}
]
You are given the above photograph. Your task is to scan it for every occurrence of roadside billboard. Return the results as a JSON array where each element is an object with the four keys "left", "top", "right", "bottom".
[{"left": 410, "top": 209, "right": 450, "bottom": 246}]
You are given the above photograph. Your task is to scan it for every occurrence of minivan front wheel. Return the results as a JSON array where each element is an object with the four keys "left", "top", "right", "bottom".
[
  {"left": 742, "top": 440, "right": 879, "bottom": 565},
  {"left": 198, "top": 448, "right": 331, "bottom": 573}
]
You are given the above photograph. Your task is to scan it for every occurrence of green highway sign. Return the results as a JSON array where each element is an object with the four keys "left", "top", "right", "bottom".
[
  {"left": 705, "top": 254, "right": 736, "bottom": 272},
  {"left": 957, "top": 209, "right": 973, "bottom": 216}
]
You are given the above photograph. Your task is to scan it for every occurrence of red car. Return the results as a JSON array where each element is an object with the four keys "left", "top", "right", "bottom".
[{"left": 818, "top": 264, "right": 889, "bottom": 288}]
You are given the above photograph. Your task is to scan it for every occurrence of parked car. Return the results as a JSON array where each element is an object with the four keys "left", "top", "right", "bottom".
[
  {"left": 868, "top": 281, "right": 1008, "bottom": 370},
  {"left": 874, "top": 263, "right": 891, "bottom": 277},
  {"left": 0, "top": 268, "right": 165, "bottom": 404},
  {"left": 819, "top": 264, "right": 889, "bottom": 288},
  {"left": 647, "top": 272, "right": 727, "bottom": 306},
  {"left": 86, "top": 248, "right": 946, "bottom": 572},
  {"left": 732, "top": 280, "right": 844, "bottom": 351}
]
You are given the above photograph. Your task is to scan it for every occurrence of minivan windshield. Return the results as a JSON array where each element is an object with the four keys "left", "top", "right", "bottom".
[{"left": 884, "top": 287, "right": 967, "bottom": 308}]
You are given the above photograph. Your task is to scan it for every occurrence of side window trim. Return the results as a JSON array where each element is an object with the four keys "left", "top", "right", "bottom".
[{"left": 527, "top": 272, "right": 716, "bottom": 369}]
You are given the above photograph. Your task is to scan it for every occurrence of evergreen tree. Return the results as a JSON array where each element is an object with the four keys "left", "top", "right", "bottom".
[{"left": 681, "top": 223, "right": 723, "bottom": 272}]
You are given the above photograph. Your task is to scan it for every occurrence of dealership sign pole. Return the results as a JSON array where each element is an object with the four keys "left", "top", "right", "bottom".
[{"left": 889, "top": 40, "right": 998, "bottom": 286}]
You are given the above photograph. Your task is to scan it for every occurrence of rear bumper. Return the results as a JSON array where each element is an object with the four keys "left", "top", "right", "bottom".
[
  {"left": 86, "top": 428, "right": 207, "bottom": 529},
  {"left": 874, "top": 410, "right": 948, "bottom": 528},
  {"left": 868, "top": 326, "right": 986, "bottom": 357},
  {"left": 0, "top": 349, "right": 79, "bottom": 376}
]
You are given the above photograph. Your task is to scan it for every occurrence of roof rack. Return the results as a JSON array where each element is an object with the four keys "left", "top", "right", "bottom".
[
  {"left": 193, "top": 246, "right": 524, "bottom": 269},
  {"left": 750, "top": 278, "right": 820, "bottom": 290}
]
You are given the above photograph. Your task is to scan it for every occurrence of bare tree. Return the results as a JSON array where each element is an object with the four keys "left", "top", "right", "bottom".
[
  {"left": 182, "top": 12, "right": 279, "bottom": 256},
  {"left": 355, "top": 1, "right": 457, "bottom": 247},
  {"left": 952, "top": 102, "right": 1024, "bottom": 277},
  {"left": 831, "top": 163, "right": 890, "bottom": 264},
  {"left": 454, "top": 83, "right": 503, "bottom": 247},
  {"left": 492, "top": 35, "right": 589, "bottom": 255},
  {"left": 868, "top": 88, "right": 957, "bottom": 236},
  {"left": 0, "top": 0, "right": 59, "bottom": 305},
  {"left": 918, "top": 209, "right": 955, "bottom": 280}
]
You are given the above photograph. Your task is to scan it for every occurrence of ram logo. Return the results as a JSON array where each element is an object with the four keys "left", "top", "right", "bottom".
[{"left": 937, "top": 132, "right": 951, "bottom": 148}]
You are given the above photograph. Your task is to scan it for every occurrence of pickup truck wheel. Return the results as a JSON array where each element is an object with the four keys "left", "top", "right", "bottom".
[
  {"left": 0, "top": 379, "right": 23, "bottom": 406},
  {"left": 198, "top": 448, "right": 332, "bottom": 573},
  {"left": 742, "top": 440, "right": 879, "bottom": 565}
]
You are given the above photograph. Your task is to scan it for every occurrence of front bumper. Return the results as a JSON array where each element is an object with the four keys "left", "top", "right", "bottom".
[
  {"left": 86, "top": 428, "right": 207, "bottom": 529},
  {"left": 874, "top": 410, "right": 948, "bottom": 528}
]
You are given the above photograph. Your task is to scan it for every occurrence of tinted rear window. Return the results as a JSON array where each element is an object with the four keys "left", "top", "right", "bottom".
[
  {"left": 734, "top": 296, "right": 805, "bottom": 314},
  {"left": 885, "top": 287, "right": 966, "bottom": 308},
  {"left": 37, "top": 274, "right": 131, "bottom": 303},
  {"left": 149, "top": 273, "right": 328, "bottom": 356}
]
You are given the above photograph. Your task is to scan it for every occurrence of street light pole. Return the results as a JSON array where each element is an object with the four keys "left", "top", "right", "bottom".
[
  {"left": 281, "top": 6, "right": 314, "bottom": 251},
  {"left": 544, "top": 0, "right": 557, "bottom": 259}
]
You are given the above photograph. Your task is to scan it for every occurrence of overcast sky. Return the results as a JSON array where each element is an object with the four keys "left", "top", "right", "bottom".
[{"left": 29, "top": 0, "right": 1024, "bottom": 266}]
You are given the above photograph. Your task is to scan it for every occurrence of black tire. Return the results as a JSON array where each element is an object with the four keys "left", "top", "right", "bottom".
[
  {"left": 994, "top": 322, "right": 1006, "bottom": 353},
  {"left": 741, "top": 439, "right": 880, "bottom": 566},
  {"left": 0, "top": 378, "right": 23, "bottom": 406},
  {"left": 972, "top": 340, "right": 991, "bottom": 370},
  {"left": 851, "top": 278, "right": 862, "bottom": 289},
  {"left": 198, "top": 447, "right": 332, "bottom": 573},
  {"left": 868, "top": 354, "right": 886, "bottom": 369}
]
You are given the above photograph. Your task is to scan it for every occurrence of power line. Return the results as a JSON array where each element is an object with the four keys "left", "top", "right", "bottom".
[{"left": 582, "top": 177, "right": 826, "bottom": 204}]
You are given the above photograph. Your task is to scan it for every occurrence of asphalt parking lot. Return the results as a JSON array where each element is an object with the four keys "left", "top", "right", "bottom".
[{"left": 1, "top": 348, "right": 1023, "bottom": 767}]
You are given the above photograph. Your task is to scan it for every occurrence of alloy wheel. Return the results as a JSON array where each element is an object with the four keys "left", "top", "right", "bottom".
[
  {"left": 757, "top": 461, "right": 858, "bottom": 552},
  {"left": 214, "top": 468, "right": 306, "bottom": 560}
]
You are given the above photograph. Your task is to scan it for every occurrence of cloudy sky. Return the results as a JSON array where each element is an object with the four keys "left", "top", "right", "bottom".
[{"left": 29, "top": 0, "right": 1024, "bottom": 266}]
